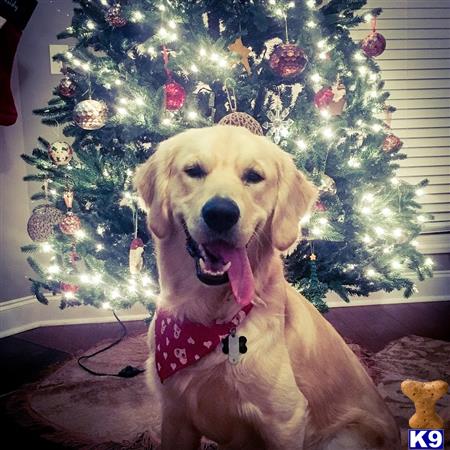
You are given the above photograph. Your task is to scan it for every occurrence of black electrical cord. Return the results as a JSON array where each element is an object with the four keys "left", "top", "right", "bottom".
[{"left": 77, "top": 310, "right": 145, "bottom": 378}]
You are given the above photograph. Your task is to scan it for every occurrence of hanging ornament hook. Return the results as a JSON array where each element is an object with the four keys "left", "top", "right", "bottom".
[{"left": 224, "top": 78, "right": 237, "bottom": 112}]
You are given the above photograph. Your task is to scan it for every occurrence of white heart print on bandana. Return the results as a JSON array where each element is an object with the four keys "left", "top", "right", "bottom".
[{"left": 174, "top": 348, "right": 188, "bottom": 365}]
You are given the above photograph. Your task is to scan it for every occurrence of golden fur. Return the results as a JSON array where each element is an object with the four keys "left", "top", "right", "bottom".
[{"left": 135, "top": 126, "right": 400, "bottom": 450}]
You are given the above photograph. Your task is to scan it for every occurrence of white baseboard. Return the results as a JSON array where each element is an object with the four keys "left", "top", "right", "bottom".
[
  {"left": 0, "top": 296, "right": 149, "bottom": 339},
  {"left": 326, "top": 269, "right": 450, "bottom": 307},
  {"left": 1, "top": 271, "right": 449, "bottom": 338}
]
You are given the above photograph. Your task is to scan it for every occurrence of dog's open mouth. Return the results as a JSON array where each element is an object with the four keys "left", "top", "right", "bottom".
[{"left": 183, "top": 222, "right": 255, "bottom": 306}]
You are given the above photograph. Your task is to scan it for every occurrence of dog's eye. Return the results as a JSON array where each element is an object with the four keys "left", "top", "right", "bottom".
[
  {"left": 184, "top": 165, "right": 206, "bottom": 179},
  {"left": 243, "top": 169, "right": 264, "bottom": 184}
]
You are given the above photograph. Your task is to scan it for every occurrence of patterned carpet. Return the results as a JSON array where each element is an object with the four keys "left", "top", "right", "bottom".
[{"left": 7, "top": 334, "right": 449, "bottom": 449}]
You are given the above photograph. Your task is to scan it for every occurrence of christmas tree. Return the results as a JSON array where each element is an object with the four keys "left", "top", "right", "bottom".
[{"left": 21, "top": 0, "right": 433, "bottom": 314}]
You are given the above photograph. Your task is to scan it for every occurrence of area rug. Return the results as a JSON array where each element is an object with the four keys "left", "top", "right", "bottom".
[{"left": 7, "top": 334, "right": 449, "bottom": 449}]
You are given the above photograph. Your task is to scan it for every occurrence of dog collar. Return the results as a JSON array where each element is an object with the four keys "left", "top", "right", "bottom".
[{"left": 155, "top": 303, "right": 253, "bottom": 383}]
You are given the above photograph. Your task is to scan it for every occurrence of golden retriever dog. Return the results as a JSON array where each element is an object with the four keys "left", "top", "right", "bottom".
[{"left": 135, "top": 125, "right": 400, "bottom": 450}]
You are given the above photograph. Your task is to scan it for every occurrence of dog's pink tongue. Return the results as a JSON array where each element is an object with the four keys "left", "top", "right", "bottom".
[{"left": 207, "top": 242, "right": 254, "bottom": 306}]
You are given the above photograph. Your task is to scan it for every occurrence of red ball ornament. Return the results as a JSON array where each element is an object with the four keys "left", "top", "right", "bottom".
[
  {"left": 164, "top": 81, "right": 186, "bottom": 111},
  {"left": 60, "top": 282, "right": 79, "bottom": 295},
  {"left": 314, "top": 87, "right": 334, "bottom": 109},
  {"left": 383, "top": 133, "right": 403, "bottom": 153},
  {"left": 314, "top": 201, "right": 327, "bottom": 212},
  {"left": 59, "top": 212, "right": 81, "bottom": 235},
  {"left": 269, "top": 43, "right": 308, "bottom": 78},
  {"left": 361, "top": 32, "right": 386, "bottom": 57},
  {"left": 105, "top": 4, "right": 127, "bottom": 27},
  {"left": 58, "top": 76, "right": 76, "bottom": 98},
  {"left": 314, "top": 83, "right": 346, "bottom": 116}
]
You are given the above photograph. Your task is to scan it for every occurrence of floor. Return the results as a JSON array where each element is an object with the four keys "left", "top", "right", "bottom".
[{"left": 0, "top": 301, "right": 449, "bottom": 447}]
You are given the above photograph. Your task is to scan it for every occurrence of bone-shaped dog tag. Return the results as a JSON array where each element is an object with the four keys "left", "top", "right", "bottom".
[
  {"left": 228, "top": 333, "right": 241, "bottom": 365},
  {"left": 222, "top": 329, "right": 248, "bottom": 365}
]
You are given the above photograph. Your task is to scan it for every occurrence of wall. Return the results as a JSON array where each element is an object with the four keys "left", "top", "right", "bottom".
[{"left": 0, "top": 0, "right": 73, "bottom": 301}]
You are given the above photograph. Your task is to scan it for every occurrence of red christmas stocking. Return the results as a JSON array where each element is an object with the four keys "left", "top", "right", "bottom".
[
  {"left": 0, "top": 21, "right": 22, "bottom": 126},
  {"left": 0, "top": 0, "right": 37, "bottom": 126}
]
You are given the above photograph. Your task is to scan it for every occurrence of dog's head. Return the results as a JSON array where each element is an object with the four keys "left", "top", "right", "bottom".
[{"left": 135, "top": 126, "right": 317, "bottom": 304}]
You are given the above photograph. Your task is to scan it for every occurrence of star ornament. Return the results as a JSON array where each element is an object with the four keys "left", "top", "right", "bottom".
[{"left": 229, "top": 37, "right": 252, "bottom": 74}]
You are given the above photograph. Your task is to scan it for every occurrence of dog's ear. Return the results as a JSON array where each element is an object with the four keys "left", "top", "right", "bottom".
[
  {"left": 134, "top": 138, "right": 175, "bottom": 239},
  {"left": 271, "top": 153, "right": 317, "bottom": 251}
]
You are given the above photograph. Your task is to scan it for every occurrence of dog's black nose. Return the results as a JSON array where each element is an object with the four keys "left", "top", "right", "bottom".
[{"left": 202, "top": 197, "right": 240, "bottom": 233}]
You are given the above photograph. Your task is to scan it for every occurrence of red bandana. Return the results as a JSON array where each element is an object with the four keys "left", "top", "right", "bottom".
[{"left": 155, "top": 303, "right": 253, "bottom": 383}]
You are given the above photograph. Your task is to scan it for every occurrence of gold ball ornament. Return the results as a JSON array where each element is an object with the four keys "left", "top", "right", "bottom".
[
  {"left": 48, "top": 141, "right": 74, "bottom": 166},
  {"left": 218, "top": 112, "right": 263, "bottom": 136},
  {"left": 59, "top": 212, "right": 81, "bottom": 235},
  {"left": 383, "top": 134, "right": 403, "bottom": 153},
  {"left": 73, "top": 99, "right": 108, "bottom": 130},
  {"left": 27, "top": 204, "right": 64, "bottom": 242}
]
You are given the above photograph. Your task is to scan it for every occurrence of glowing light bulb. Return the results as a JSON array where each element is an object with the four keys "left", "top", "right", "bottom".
[
  {"left": 80, "top": 273, "right": 90, "bottom": 283},
  {"left": 374, "top": 226, "right": 385, "bottom": 236},
  {"left": 190, "top": 64, "right": 199, "bottom": 73},
  {"left": 102, "top": 301, "right": 111, "bottom": 309},
  {"left": 132, "top": 11, "right": 144, "bottom": 22},
  {"left": 306, "top": 0, "right": 315, "bottom": 8},
  {"left": 96, "top": 243, "right": 104, "bottom": 251},
  {"left": 393, "top": 228, "right": 403, "bottom": 238},
  {"left": 311, "top": 73, "right": 322, "bottom": 83},
  {"left": 162, "top": 117, "right": 172, "bottom": 126},
  {"left": 362, "top": 235, "right": 372, "bottom": 244},
  {"left": 362, "top": 193, "right": 374, "bottom": 203},
  {"left": 199, "top": 48, "right": 206, "bottom": 56},
  {"left": 168, "top": 20, "right": 177, "bottom": 29},
  {"left": 358, "top": 66, "right": 368, "bottom": 75},
  {"left": 415, "top": 188, "right": 424, "bottom": 197},
  {"left": 322, "top": 127, "right": 333, "bottom": 139},
  {"left": 417, "top": 215, "right": 427, "bottom": 223},
  {"left": 361, "top": 206, "right": 372, "bottom": 215},
  {"left": 391, "top": 260, "right": 402, "bottom": 270},
  {"left": 75, "top": 229, "right": 86, "bottom": 240},
  {"left": 306, "top": 20, "right": 317, "bottom": 28},
  {"left": 320, "top": 109, "right": 331, "bottom": 119},
  {"left": 366, "top": 269, "right": 376, "bottom": 278},
  {"left": 97, "top": 225, "right": 105, "bottom": 236},
  {"left": 371, "top": 123, "right": 382, "bottom": 132},
  {"left": 381, "top": 208, "right": 392, "bottom": 217},
  {"left": 348, "top": 157, "right": 361, "bottom": 168},
  {"left": 424, "top": 257, "right": 434, "bottom": 266},
  {"left": 114, "top": 79, "right": 122, "bottom": 86},
  {"left": 41, "top": 242, "right": 53, "bottom": 253},
  {"left": 86, "top": 20, "right": 95, "bottom": 30},
  {"left": 47, "top": 265, "right": 60, "bottom": 274},
  {"left": 296, "top": 139, "right": 307, "bottom": 150},
  {"left": 116, "top": 106, "right": 128, "bottom": 116},
  {"left": 135, "top": 96, "right": 145, "bottom": 106},
  {"left": 300, "top": 213, "right": 311, "bottom": 225},
  {"left": 188, "top": 111, "right": 198, "bottom": 120},
  {"left": 64, "top": 291, "right": 76, "bottom": 300},
  {"left": 110, "top": 289, "right": 120, "bottom": 299},
  {"left": 391, "top": 177, "right": 400, "bottom": 186},
  {"left": 317, "top": 39, "right": 326, "bottom": 49}
]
